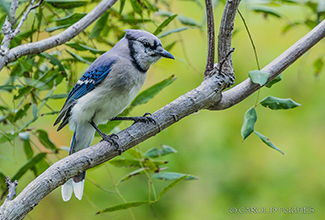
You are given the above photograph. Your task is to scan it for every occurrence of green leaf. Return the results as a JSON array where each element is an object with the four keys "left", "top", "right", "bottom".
[
  {"left": 157, "top": 175, "right": 188, "bottom": 200},
  {"left": 49, "top": 93, "right": 68, "bottom": 99},
  {"left": 260, "top": 96, "right": 301, "bottom": 110},
  {"left": 23, "top": 140, "right": 34, "bottom": 160},
  {"left": 314, "top": 58, "right": 324, "bottom": 74},
  {"left": 241, "top": 107, "right": 257, "bottom": 140},
  {"left": 143, "top": 145, "right": 177, "bottom": 158},
  {"left": 90, "top": 11, "right": 109, "bottom": 39},
  {"left": 45, "top": 24, "right": 70, "bottom": 32},
  {"left": 45, "top": 0, "right": 88, "bottom": 9},
  {"left": 32, "top": 104, "right": 38, "bottom": 118},
  {"left": 119, "top": 168, "right": 148, "bottom": 182},
  {"left": 130, "top": 0, "right": 142, "bottom": 16},
  {"left": 0, "top": 0, "right": 10, "bottom": 16},
  {"left": 249, "top": 70, "right": 270, "bottom": 86},
  {"left": 177, "top": 15, "right": 201, "bottom": 27},
  {"left": 54, "top": 13, "right": 87, "bottom": 26},
  {"left": 13, "top": 103, "right": 31, "bottom": 122},
  {"left": 153, "top": 14, "right": 178, "bottom": 36},
  {"left": 131, "top": 75, "right": 176, "bottom": 107},
  {"left": 12, "top": 153, "right": 47, "bottom": 181},
  {"left": 40, "top": 52, "right": 65, "bottom": 72},
  {"left": 163, "top": 41, "right": 177, "bottom": 51},
  {"left": 249, "top": 6, "right": 282, "bottom": 18},
  {"left": 254, "top": 131, "right": 285, "bottom": 155},
  {"left": 159, "top": 27, "right": 189, "bottom": 38},
  {"left": 14, "top": 86, "right": 32, "bottom": 100},
  {"left": 119, "top": 0, "right": 126, "bottom": 14},
  {"left": 96, "top": 201, "right": 149, "bottom": 214},
  {"left": 0, "top": 85, "right": 19, "bottom": 92},
  {"left": 66, "top": 49, "right": 92, "bottom": 65},
  {"left": 109, "top": 158, "right": 141, "bottom": 168},
  {"left": 36, "top": 129, "right": 58, "bottom": 152},
  {"left": 152, "top": 172, "right": 198, "bottom": 180},
  {"left": 0, "top": 170, "right": 6, "bottom": 189},
  {"left": 265, "top": 74, "right": 282, "bottom": 88},
  {"left": 65, "top": 43, "right": 105, "bottom": 54}
]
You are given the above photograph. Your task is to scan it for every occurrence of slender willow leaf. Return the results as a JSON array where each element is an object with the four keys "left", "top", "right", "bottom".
[
  {"left": 254, "top": 131, "right": 285, "bottom": 155},
  {"left": 96, "top": 201, "right": 149, "bottom": 214},
  {"left": 36, "top": 129, "right": 58, "bottom": 152},
  {"left": 177, "top": 15, "right": 201, "bottom": 27},
  {"left": 65, "top": 43, "right": 105, "bottom": 54},
  {"left": 0, "top": 0, "right": 9, "bottom": 16},
  {"left": 260, "top": 96, "right": 301, "bottom": 110},
  {"left": 119, "top": 168, "right": 148, "bottom": 182},
  {"left": 249, "top": 70, "right": 270, "bottom": 86},
  {"left": 143, "top": 145, "right": 177, "bottom": 158},
  {"left": 45, "top": 25, "right": 70, "bottom": 32},
  {"left": 249, "top": 6, "right": 282, "bottom": 18},
  {"left": 13, "top": 103, "right": 31, "bottom": 122},
  {"left": 90, "top": 11, "right": 109, "bottom": 39},
  {"left": 66, "top": 50, "right": 91, "bottom": 65},
  {"left": 241, "top": 107, "right": 257, "bottom": 140},
  {"left": 157, "top": 175, "right": 188, "bottom": 200},
  {"left": 12, "top": 153, "right": 47, "bottom": 181},
  {"left": 130, "top": 0, "right": 142, "bottom": 16},
  {"left": 152, "top": 172, "right": 198, "bottom": 180},
  {"left": 119, "top": 0, "right": 126, "bottom": 14},
  {"left": 45, "top": 0, "right": 88, "bottom": 9},
  {"left": 54, "top": 13, "right": 87, "bottom": 26},
  {"left": 159, "top": 27, "right": 189, "bottom": 38},
  {"left": 131, "top": 75, "right": 176, "bottom": 107},
  {"left": 153, "top": 14, "right": 178, "bottom": 36},
  {"left": 40, "top": 52, "right": 65, "bottom": 72}
]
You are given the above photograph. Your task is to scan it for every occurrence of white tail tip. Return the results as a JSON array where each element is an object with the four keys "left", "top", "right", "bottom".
[
  {"left": 61, "top": 179, "right": 73, "bottom": 202},
  {"left": 73, "top": 179, "right": 85, "bottom": 200}
]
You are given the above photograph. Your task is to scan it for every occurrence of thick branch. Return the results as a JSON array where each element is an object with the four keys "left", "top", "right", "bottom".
[
  {"left": 0, "top": 0, "right": 118, "bottom": 71},
  {"left": 211, "top": 19, "right": 325, "bottom": 110}
]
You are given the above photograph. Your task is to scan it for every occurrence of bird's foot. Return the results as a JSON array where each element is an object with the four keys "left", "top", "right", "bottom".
[
  {"left": 100, "top": 133, "right": 124, "bottom": 155},
  {"left": 132, "top": 112, "right": 156, "bottom": 125}
]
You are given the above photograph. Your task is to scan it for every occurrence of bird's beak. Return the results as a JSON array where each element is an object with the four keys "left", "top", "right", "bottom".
[{"left": 157, "top": 47, "right": 175, "bottom": 59}]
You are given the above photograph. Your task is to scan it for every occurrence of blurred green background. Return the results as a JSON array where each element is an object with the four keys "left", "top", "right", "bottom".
[{"left": 1, "top": 0, "right": 325, "bottom": 219}]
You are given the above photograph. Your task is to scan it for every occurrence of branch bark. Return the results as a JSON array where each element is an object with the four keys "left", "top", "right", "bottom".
[
  {"left": 0, "top": 0, "right": 118, "bottom": 71},
  {"left": 1, "top": 1, "right": 325, "bottom": 219}
]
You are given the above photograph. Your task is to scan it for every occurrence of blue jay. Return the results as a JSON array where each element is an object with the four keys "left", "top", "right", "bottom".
[{"left": 54, "top": 29, "right": 174, "bottom": 201}]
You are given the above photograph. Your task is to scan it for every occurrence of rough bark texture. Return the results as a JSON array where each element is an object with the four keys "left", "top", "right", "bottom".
[{"left": 1, "top": 0, "right": 325, "bottom": 219}]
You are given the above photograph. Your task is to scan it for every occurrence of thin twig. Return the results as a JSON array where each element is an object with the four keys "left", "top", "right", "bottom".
[{"left": 204, "top": 0, "right": 215, "bottom": 76}]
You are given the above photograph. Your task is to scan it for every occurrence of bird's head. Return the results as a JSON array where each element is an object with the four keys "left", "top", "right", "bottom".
[{"left": 125, "top": 29, "right": 174, "bottom": 72}]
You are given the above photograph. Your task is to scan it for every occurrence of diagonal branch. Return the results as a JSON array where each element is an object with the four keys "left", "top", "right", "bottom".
[
  {"left": 1, "top": 20, "right": 325, "bottom": 218},
  {"left": 211, "top": 19, "right": 325, "bottom": 110},
  {"left": 0, "top": 0, "right": 118, "bottom": 71}
]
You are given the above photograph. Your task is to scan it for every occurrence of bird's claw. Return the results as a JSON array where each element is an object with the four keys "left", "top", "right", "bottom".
[
  {"left": 132, "top": 112, "right": 156, "bottom": 125},
  {"left": 100, "top": 134, "right": 124, "bottom": 155}
]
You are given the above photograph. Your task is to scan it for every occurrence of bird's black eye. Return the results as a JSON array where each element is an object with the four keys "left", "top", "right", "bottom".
[{"left": 143, "top": 42, "right": 150, "bottom": 48}]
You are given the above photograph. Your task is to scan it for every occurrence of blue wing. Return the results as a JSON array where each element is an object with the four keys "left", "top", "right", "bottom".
[{"left": 54, "top": 58, "right": 117, "bottom": 130}]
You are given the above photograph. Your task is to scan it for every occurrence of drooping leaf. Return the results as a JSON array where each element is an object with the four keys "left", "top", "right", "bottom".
[
  {"left": 32, "top": 104, "right": 38, "bottom": 118},
  {"left": 119, "top": 168, "right": 148, "bottom": 182},
  {"left": 0, "top": 0, "right": 10, "bottom": 16},
  {"left": 159, "top": 27, "right": 189, "bottom": 38},
  {"left": 265, "top": 74, "right": 282, "bottom": 88},
  {"left": 153, "top": 14, "right": 178, "bottom": 36},
  {"left": 157, "top": 175, "right": 188, "bottom": 200},
  {"left": 130, "top": 0, "right": 142, "bottom": 16},
  {"left": 65, "top": 42, "right": 105, "bottom": 54},
  {"left": 254, "top": 131, "right": 285, "bottom": 155},
  {"left": 45, "top": 0, "right": 88, "bottom": 9},
  {"left": 109, "top": 158, "right": 142, "bottom": 168},
  {"left": 12, "top": 153, "right": 47, "bottom": 181},
  {"left": 119, "top": 0, "right": 126, "bottom": 14},
  {"left": 13, "top": 103, "right": 31, "bottom": 122},
  {"left": 96, "top": 201, "right": 149, "bottom": 214},
  {"left": 90, "top": 11, "right": 109, "bottom": 39},
  {"left": 143, "top": 145, "right": 177, "bottom": 158},
  {"left": 54, "top": 13, "right": 87, "bottom": 26},
  {"left": 40, "top": 52, "right": 65, "bottom": 72},
  {"left": 249, "top": 70, "right": 270, "bottom": 86},
  {"left": 314, "top": 58, "right": 324, "bottom": 75},
  {"left": 241, "top": 107, "right": 257, "bottom": 140},
  {"left": 0, "top": 85, "right": 20, "bottom": 92},
  {"left": 151, "top": 172, "right": 198, "bottom": 180},
  {"left": 14, "top": 86, "right": 32, "bottom": 100},
  {"left": 249, "top": 6, "right": 282, "bottom": 18},
  {"left": 45, "top": 25, "right": 70, "bottom": 32},
  {"left": 0, "top": 170, "right": 6, "bottom": 189},
  {"left": 49, "top": 93, "right": 68, "bottom": 99},
  {"left": 130, "top": 75, "right": 176, "bottom": 107},
  {"left": 177, "top": 15, "right": 202, "bottom": 27},
  {"left": 66, "top": 49, "right": 92, "bottom": 65},
  {"left": 36, "top": 129, "right": 58, "bottom": 152},
  {"left": 260, "top": 96, "right": 301, "bottom": 110}
]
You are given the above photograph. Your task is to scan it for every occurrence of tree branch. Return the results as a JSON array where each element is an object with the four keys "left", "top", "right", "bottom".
[
  {"left": 0, "top": 0, "right": 118, "bottom": 71},
  {"left": 204, "top": 0, "right": 215, "bottom": 76},
  {"left": 210, "top": 19, "right": 325, "bottom": 110}
]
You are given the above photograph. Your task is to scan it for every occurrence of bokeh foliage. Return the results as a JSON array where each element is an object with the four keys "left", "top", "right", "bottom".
[{"left": 1, "top": 0, "right": 325, "bottom": 219}]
